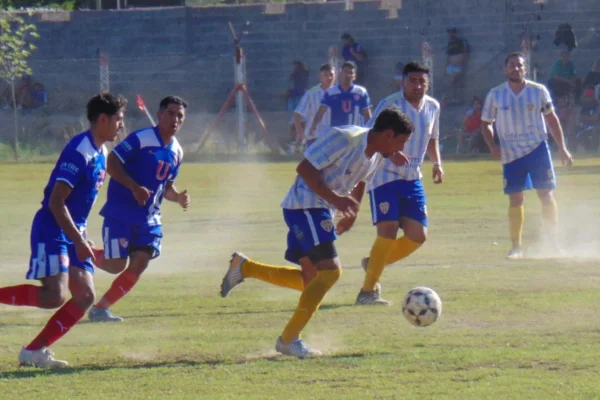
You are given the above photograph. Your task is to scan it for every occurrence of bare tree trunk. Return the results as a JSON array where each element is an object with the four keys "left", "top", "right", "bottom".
[{"left": 10, "top": 79, "right": 19, "bottom": 161}]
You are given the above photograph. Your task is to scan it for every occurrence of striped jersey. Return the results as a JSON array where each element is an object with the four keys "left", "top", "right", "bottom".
[
  {"left": 321, "top": 84, "right": 371, "bottom": 127},
  {"left": 100, "top": 127, "right": 183, "bottom": 226},
  {"left": 294, "top": 84, "right": 330, "bottom": 141},
  {"left": 281, "top": 126, "right": 383, "bottom": 210},
  {"left": 482, "top": 80, "right": 554, "bottom": 164},
  {"left": 367, "top": 92, "right": 440, "bottom": 189}
]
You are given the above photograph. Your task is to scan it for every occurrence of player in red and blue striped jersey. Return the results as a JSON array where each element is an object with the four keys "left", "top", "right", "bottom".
[
  {"left": 0, "top": 93, "right": 126, "bottom": 368},
  {"left": 88, "top": 96, "right": 190, "bottom": 323}
]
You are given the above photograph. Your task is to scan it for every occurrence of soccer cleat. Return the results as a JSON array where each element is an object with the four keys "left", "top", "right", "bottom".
[
  {"left": 220, "top": 252, "right": 246, "bottom": 298},
  {"left": 355, "top": 290, "right": 391, "bottom": 306},
  {"left": 18, "top": 347, "right": 69, "bottom": 369},
  {"left": 88, "top": 306, "right": 124, "bottom": 322},
  {"left": 275, "top": 336, "right": 322, "bottom": 359},
  {"left": 506, "top": 246, "right": 524, "bottom": 260},
  {"left": 360, "top": 257, "right": 382, "bottom": 295}
]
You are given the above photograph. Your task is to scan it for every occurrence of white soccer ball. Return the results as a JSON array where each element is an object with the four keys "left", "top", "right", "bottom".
[{"left": 402, "top": 287, "right": 442, "bottom": 327}]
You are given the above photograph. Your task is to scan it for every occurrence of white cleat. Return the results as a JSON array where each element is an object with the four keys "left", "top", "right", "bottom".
[
  {"left": 275, "top": 336, "right": 322, "bottom": 359},
  {"left": 18, "top": 347, "right": 69, "bottom": 369},
  {"left": 220, "top": 252, "right": 246, "bottom": 298},
  {"left": 355, "top": 290, "right": 391, "bottom": 306},
  {"left": 361, "top": 257, "right": 382, "bottom": 295},
  {"left": 507, "top": 246, "right": 524, "bottom": 260}
]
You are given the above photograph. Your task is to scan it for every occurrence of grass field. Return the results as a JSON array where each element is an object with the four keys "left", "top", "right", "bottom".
[{"left": 1, "top": 157, "right": 600, "bottom": 400}]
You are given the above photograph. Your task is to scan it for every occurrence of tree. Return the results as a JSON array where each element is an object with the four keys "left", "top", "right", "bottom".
[{"left": 0, "top": 14, "right": 39, "bottom": 160}]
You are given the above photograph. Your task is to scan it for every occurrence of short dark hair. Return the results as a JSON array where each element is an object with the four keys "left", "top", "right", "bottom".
[
  {"left": 341, "top": 32, "right": 352, "bottom": 40},
  {"left": 319, "top": 63, "right": 334, "bottom": 73},
  {"left": 372, "top": 106, "right": 414, "bottom": 137},
  {"left": 504, "top": 51, "right": 526, "bottom": 66},
  {"left": 341, "top": 61, "right": 357, "bottom": 71},
  {"left": 159, "top": 95, "right": 188, "bottom": 112},
  {"left": 86, "top": 92, "right": 127, "bottom": 124},
  {"left": 403, "top": 60, "right": 430, "bottom": 76}
]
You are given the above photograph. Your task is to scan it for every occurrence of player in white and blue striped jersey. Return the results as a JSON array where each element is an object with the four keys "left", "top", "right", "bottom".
[
  {"left": 358, "top": 61, "right": 443, "bottom": 306},
  {"left": 0, "top": 93, "right": 126, "bottom": 368},
  {"left": 308, "top": 61, "right": 372, "bottom": 137},
  {"left": 87, "top": 96, "right": 191, "bottom": 323},
  {"left": 293, "top": 63, "right": 335, "bottom": 149},
  {"left": 220, "top": 108, "right": 413, "bottom": 358},
  {"left": 481, "top": 52, "right": 573, "bottom": 259}
]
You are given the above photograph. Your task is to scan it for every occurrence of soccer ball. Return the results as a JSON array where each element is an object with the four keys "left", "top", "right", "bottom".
[{"left": 402, "top": 287, "right": 442, "bottom": 327}]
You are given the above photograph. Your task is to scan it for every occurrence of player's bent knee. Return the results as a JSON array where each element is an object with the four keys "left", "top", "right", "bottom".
[
  {"left": 307, "top": 242, "right": 338, "bottom": 266},
  {"left": 128, "top": 251, "right": 152, "bottom": 275},
  {"left": 72, "top": 288, "right": 95, "bottom": 309},
  {"left": 44, "top": 290, "right": 68, "bottom": 309}
]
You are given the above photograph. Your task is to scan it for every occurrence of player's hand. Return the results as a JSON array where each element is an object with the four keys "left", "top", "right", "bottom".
[
  {"left": 132, "top": 186, "right": 153, "bottom": 206},
  {"left": 74, "top": 238, "right": 95, "bottom": 262},
  {"left": 390, "top": 151, "right": 410, "bottom": 166},
  {"left": 559, "top": 147, "right": 573, "bottom": 167},
  {"left": 432, "top": 164, "right": 444, "bottom": 184},
  {"left": 177, "top": 189, "right": 191, "bottom": 210},
  {"left": 490, "top": 145, "right": 501, "bottom": 160},
  {"left": 331, "top": 195, "right": 360, "bottom": 219},
  {"left": 336, "top": 214, "right": 358, "bottom": 235}
]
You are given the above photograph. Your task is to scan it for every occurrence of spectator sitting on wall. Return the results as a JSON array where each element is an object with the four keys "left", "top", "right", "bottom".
[
  {"left": 548, "top": 46, "right": 582, "bottom": 104},
  {"left": 341, "top": 32, "right": 367, "bottom": 84},
  {"left": 457, "top": 96, "right": 485, "bottom": 153},
  {"left": 1, "top": 75, "right": 48, "bottom": 111},
  {"left": 392, "top": 62, "right": 404, "bottom": 92},
  {"left": 445, "top": 27, "right": 469, "bottom": 105},
  {"left": 286, "top": 61, "right": 310, "bottom": 112}
]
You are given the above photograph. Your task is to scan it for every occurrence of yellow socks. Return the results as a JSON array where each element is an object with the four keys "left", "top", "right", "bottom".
[
  {"left": 362, "top": 237, "right": 395, "bottom": 292},
  {"left": 281, "top": 269, "right": 341, "bottom": 344},
  {"left": 386, "top": 236, "right": 422, "bottom": 265},
  {"left": 242, "top": 259, "right": 304, "bottom": 292},
  {"left": 508, "top": 206, "right": 525, "bottom": 247}
]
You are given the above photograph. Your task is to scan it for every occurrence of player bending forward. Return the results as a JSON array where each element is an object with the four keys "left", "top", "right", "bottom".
[
  {"left": 0, "top": 93, "right": 126, "bottom": 368},
  {"left": 481, "top": 52, "right": 573, "bottom": 259},
  {"left": 220, "top": 107, "right": 413, "bottom": 358},
  {"left": 88, "top": 96, "right": 190, "bottom": 322}
]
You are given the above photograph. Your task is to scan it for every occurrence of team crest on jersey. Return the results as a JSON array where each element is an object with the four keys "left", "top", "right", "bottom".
[
  {"left": 353, "top": 95, "right": 360, "bottom": 101},
  {"left": 320, "top": 219, "right": 334, "bottom": 233},
  {"left": 119, "top": 238, "right": 129, "bottom": 248},
  {"left": 59, "top": 254, "right": 70, "bottom": 267},
  {"left": 527, "top": 103, "right": 536, "bottom": 111},
  {"left": 379, "top": 202, "right": 390, "bottom": 215}
]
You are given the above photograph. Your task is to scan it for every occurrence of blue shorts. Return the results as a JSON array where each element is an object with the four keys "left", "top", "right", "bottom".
[
  {"left": 283, "top": 208, "right": 337, "bottom": 264},
  {"left": 503, "top": 141, "right": 555, "bottom": 194},
  {"left": 369, "top": 179, "right": 428, "bottom": 227},
  {"left": 102, "top": 217, "right": 163, "bottom": 260},
  {"left": 26, "top": 211, "right": 94, "bottom": 280}
]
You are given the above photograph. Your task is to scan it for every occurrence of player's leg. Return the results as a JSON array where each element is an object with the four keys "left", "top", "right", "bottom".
[
  {"left": 503, "top": 154, "right": 532, "bottom": 259},
  {"left": 95, "top": 217, "right": 129, "bottom": 275},
  {"left": 530, "top": 142, "right": 559, "bottom": 252}
]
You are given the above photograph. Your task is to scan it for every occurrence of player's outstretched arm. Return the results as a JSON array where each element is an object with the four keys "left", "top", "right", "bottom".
[
  {"left": 106, "top": 152, "right": 152, "bottom": 206},
  {"left": 164, "top": 181, "right": 190, "bottom": 210},
  {"left": 49, "top": 182, "right": 94, "bottom": 262}
]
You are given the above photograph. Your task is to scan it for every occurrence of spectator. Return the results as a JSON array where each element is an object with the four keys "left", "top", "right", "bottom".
[
  {"left": 392, "top": 62, "right": 404, "bottom": 92},
  {"left": 341, "top": 32, "right": 367, "bottom": 84},
  {"left": 547, "top": 46, "right": 582, "bottom": 104},
  {"left": 457, "top": 96, "right": 484, "bottom": 153},
  {"left": 445, "top": 28, "right": 469, "bottom": 105},
  {"left": 1, "top": 75, "right": 48, "bottom": 111},
  {"left": 286, "top": 61, "right": 310, "bottom": 111},
  {"left": 582, "top": 57, "right": 600, "bottom": 92},
  {"left": 574, "top": 88, "right": 600, "bottom": 152}
]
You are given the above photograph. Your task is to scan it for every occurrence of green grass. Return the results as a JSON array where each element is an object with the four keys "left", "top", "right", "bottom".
[{"left": 1, "top": 158, "right": 600, "bottom": 399}]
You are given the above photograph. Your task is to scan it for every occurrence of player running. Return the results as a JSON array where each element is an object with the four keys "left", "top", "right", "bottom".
[
  {"left": 358, "top": 61, "right": 443, "bottom": 305},
  {"left": 0, "top": 93, "right": 126, "bottom": 368},
  {"left": 308, "top": 61, "right": 372, "bottom": 135},
  {"left": 87, "top": 96, "right": 190, "bottom": 322},
  {"left": 481, "top": 52, "right": 573, "bottom": 259},
  {"left": 220, "top": 107, "right": 413, "bottom": 358},
  {"left": 293, "top": 63, "right": 336, "bottom": 148}
]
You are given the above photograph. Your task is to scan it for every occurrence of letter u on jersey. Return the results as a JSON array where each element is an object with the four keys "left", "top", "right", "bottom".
[
  {"left": 156, "top": 160, "right": 171, "bottom": 180},
  {"left": 341, "top": 100, "right": 352, "bottom": 113}
]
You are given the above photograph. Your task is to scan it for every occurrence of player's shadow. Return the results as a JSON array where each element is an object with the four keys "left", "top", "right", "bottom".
[{"left": 0, "top": 350, "right": 387, "bottom": 379}]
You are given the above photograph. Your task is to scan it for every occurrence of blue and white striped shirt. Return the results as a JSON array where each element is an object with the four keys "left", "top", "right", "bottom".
[
  {"left": 281, "top": 126, "right": 383, "bottom": 210},
  {"left": 294, "top": 84, "right": 330, "bottom": 141},
  {"left": 482, "top": 80, "right": 553, "bottom": 164},
  {"left": 367, "top": 92, "right": 440, "bottom": 190}
]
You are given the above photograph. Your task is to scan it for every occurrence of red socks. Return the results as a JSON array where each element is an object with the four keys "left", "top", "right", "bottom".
[
  {"left": 0, "top": 285, "right": 40, "bottom": 307},
  {"left": 96, "top": 270, "right": 139, "bottom": 309},
  {"left": 26, "top": 300, "right": 85, "bottom": 350}
]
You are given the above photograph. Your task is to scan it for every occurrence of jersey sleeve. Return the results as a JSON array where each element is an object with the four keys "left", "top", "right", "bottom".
[
  {"left": 431, "top": 107, "right": 440, "bottom": 140},
  {"left": 540, "top": 85, "right": 554, "bottom": 115},
  {"left": 303, "top": 131, "right": 349, "bottom": 170},
  {"left": 112, "top": 133, "right": 141, "bottom": 164},
  {"left": 481, "top": 91, "right": 496, "bottom": 122},
  {"left": 360, "top": 91, "right": 372, "bottom": 110},
  {"left": 294, "top": 90, "right": 311, "bottom": 117},
  {"left": 55, "top": 149, "right": 87, "bottom": 189}
]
